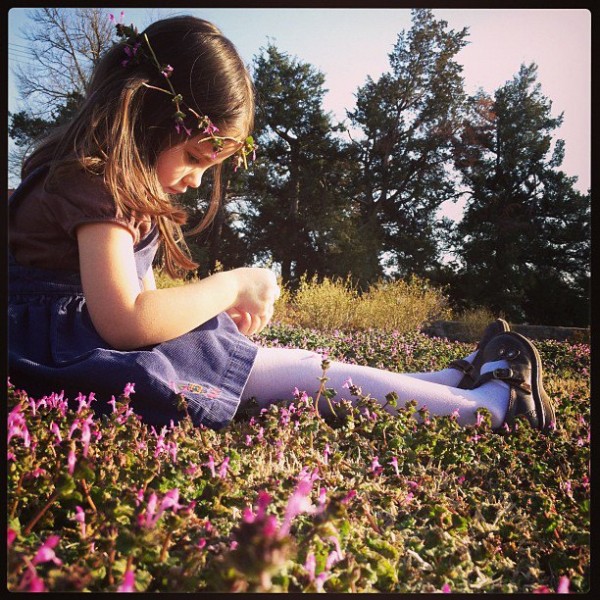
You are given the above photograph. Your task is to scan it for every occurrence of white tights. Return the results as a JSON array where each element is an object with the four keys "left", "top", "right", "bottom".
[{"left": 241, "top": 347, "right": 510, "bottom": 428}]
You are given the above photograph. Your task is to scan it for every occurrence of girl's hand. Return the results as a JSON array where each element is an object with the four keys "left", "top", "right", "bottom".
[
  {"left": 228, "top": 268, "right": 280, "bottom": 335},
  {"left": 226, "top": 309, "right": 263, "bottom": 336}
]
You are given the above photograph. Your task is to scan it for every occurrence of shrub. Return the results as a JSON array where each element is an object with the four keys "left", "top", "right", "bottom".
[
  {"left": 354, "top": 276, "right": 452, "bottom": 333},
  {"left": 276, "top": 274, "right": 451, "bottom": 333}
]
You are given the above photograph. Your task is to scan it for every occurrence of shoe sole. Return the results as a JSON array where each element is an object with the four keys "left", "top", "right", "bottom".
[{"left": 508, "top": 331, "right": 555, "bottom": 431}]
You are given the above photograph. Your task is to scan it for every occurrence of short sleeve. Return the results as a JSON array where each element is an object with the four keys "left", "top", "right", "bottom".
[{"left": 44, "top": 166, "right": 152, "bottom": 245}]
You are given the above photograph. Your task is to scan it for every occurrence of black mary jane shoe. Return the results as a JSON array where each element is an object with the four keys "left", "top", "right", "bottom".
[
  {"left": 471, "top": 331, "right": 556, "bottom": 432},
  {"left": 450, "top": 318, "right": 510, "bottom": 389}
]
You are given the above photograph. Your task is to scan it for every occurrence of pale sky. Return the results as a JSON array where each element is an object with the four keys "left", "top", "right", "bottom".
[{"left": 8, "top": 7, "right": 591, "bottom": 210}]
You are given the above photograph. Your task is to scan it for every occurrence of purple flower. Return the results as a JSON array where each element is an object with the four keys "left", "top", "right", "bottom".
[
  {"left": 74, "top": 506, "right": 86, "bottom": 537},
  {"left": 50, "top": 422, "right": 62, "bottom": 445},
  {"left": 318, "top": 487, "right": 327, "bottom": 505},
  {"left": 304, "top": 552, "right": 316, "bottom": 579},
  {"left": 68, "top": 449, "right": 77, "bottom": 474},
  {"left": 205, "top": 455, "right": 216, "bottom": 478},
  {"left": 118, "top": 569, "right": 136, "bottom": 593},
  {"left": 218, "top": 457, "right": 230, "bottom": 479},
  {"left": 370, "top": 456, "right": 383, "bottom": 476},
  {"left": 123, "top": 382, "right": 135, "bottom": 397},
  {"left": 442, "top": 582, "right": 452, "bottom": 593},
  {"left": 279, "top": 469, "right": 321, "bottom": 538},
  {"left": 32, "top": 535, "right": 62, "bottom": 566},
  {"left": 7, "top": 528, "right": 17, "bottom": 548},
  {"left": 7, "top": 405, "right": 31, "bottom": 448},
  {"left": 556, "top": 576, "right": 570, "bottom": 593},
  {"left": 389, "top": 456, "right": 399, "bottom": 477},
  {"left": 204, "top": 121, "right": 219, "bottom": 135},
  {"left": 341, "top": 489, "right": 357, "bottom": 504},
  {"left": 256, "top": 490, "right": 272, "bottom": 518},
  {"left": 160, "top": 488, "right": 183, "bottom": 514},
  {"left": 161, "top": 64, "right": 174, "bottom": 78}
]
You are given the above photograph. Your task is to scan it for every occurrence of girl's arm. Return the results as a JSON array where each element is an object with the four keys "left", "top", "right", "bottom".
[
  {"left": 141, "top": 267, "right": 157, "bottom": 291},
  {"left": 77, "top": 222, "right": 278, "bottom": 350}
]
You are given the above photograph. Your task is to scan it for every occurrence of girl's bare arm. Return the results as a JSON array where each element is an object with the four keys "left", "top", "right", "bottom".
[{"left": 77, "top": 222, "right": 277, "bottom": 350}]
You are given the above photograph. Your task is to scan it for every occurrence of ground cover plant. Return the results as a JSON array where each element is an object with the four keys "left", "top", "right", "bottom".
[{"left": 7, "top": 323, "right": 589, "bottom": 592}]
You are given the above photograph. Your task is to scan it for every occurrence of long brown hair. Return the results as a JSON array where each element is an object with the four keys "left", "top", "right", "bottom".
[{"left": 22, "top": 15, "right": 255, "bottom": 277}]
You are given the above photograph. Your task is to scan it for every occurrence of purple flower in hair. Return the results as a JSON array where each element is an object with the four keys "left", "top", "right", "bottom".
[
  {"left": 121, "top": 42, "right": 141, "bottom": 67},
  {"left": 161, "top": 64, "right": 174, "bottom": 78}
]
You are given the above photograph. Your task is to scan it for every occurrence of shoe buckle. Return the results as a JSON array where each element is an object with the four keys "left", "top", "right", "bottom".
[{"left": 492, "top": 367, "right": 513, "bottom": 380}]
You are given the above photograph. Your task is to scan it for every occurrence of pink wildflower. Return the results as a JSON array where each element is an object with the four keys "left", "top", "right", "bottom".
[
  {"left": 175, "top": 121, "right": 192, "bottom": 137},
  {"left": 304, "top": 552, "right": 316, "bottom": 579},
  {"left": 26, "top": 468, "right": 47, "bottom": 479},
  {"left": 123, "top": 382, "right": 135, "bottom": 397},
  {"left": 160, "top": 488, "right": 183, "bottom": 514},
  {"left": 442, "top": 582, "right": 452, "bottom": 593},
  {"left": 118, "top": 569, "right": 136, "bottom": 592},
  {"left": 255, "top": 490, "right": 272, "bottom": 518},
  {"left": 476, "top": 412, "right": 485, "bottom": 427},
  {"left": 318, "top": 487, "right": 327, "bottom": 505},
  {"left": 7, "top": 528, "right": 17, "bottom": 547},
  {"left": 279, "top": 469, "right": 321, "bottom": 537},
  {"left": 161, "top": 64, "right": 174, "bottom": 78},
  {"left": 370, "top": 456, "right": 383, "bottom": 476},
  {"left": 342, "top": 377, "right": 353, "bottom": 389},
  {"left": 32, "top": 535, "right": 62, "bottom": 566},
  {"left": 50, "top": 422, "right": 62, "bottom": 445},
  {"left": 389, "top": 456, "right": 400, "bottom": 477},
  {"left": 20, "top": 567, "right": 46, "bottom": 592},
  {"left": 218, "top": 457, "right": 230, "bottom": 479},
  {"left": 204, "top": 121, "right": 219, "bottom": 135},
  {"left": 197, "top": 538, "right": 207, "bottom": 549},
  {"left": 557, "top": 576, "right": 570, "bottom": 593},
  {"left": 293, "top": 387, "right": 309, "bottom": 402},
  {"left": 245, "top": 435, "right": 253, "bottom": 446},
  {"left": 68, "top": 449, "right": 77, "bottom": 474},
  {"left": 323, "top": 444, "right": 331, "bottom": 465},
  {"left": 74, "top": 506, "right": 86, "bottom": 538},
  {"left": 341, "top": 489, "right": 357, "bottom": 504},
  {"left": 121, "top": 43, "right": 141, "bottom": 68},
  {"left": 7, "top": 405, "right": 31, "bottom": 448},
  {"left": 205, "top": 455, "right": 216, "bottom": 478}
]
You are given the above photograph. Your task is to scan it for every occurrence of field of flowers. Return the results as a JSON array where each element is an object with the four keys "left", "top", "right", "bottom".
[{"left": 7, "top": 322, "right": 590, "bottom": 592}]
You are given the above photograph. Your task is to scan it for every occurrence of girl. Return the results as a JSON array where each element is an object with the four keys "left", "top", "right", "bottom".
[{"left": 8, "top": 15, "right": 555, "bottom": 433}]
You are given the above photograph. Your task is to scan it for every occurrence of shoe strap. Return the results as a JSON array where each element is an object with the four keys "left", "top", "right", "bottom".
[
  {"left": 448, "top": 359, "right": 474, "bottom": 375},
  {"left": 475, "top": 368, "right": 532, "bottom": 393}
]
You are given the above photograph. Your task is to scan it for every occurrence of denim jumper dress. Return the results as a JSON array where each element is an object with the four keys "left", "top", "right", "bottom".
[{"left": 8, "top": 166, "right": 258, "bottom": 429}]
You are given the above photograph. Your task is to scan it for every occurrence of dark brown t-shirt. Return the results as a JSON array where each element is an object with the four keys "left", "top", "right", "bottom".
[{"left": 9, "top": 166, "right": 153, "bottom": 271}]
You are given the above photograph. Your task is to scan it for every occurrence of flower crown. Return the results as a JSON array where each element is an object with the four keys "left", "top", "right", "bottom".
[{"left": 109, "top": 13, "right": 256, "bottom": 171}]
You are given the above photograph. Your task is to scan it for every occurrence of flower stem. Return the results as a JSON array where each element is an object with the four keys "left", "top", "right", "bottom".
[{"left": 23, "top": 490, "right": 61, "bottom": 535}]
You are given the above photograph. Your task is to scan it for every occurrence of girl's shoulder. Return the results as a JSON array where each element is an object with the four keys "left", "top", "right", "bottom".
[{"left": 37, "top": 162, "right": 153, "bottom": 244}]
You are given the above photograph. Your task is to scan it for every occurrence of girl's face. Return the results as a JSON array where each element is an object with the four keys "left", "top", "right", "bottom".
[{"left": 156, "top": 136, "right": 242, "bottom": 195}]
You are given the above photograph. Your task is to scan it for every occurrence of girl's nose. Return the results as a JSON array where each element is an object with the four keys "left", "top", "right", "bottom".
[{"left": 185, "top": 169, "right": 204, "bottom": 189}]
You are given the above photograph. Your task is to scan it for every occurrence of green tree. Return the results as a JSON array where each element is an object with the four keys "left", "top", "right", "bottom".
[
  {"left": 243, "top": 44, "right": 360, "bottom": 285},
  {"left": 346, "top": 8, "right": 468, "bottom": 280},
  {"left": 452, "top": 63, "right": 590, "bottom": 325}
]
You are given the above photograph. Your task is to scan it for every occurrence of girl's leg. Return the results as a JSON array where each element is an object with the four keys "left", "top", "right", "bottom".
[
  {"left": 403, "top": 350, "right": 478, "bottom": 387},
  {"left": 241, "top": 347, "right": 509, "bottom": 428}
]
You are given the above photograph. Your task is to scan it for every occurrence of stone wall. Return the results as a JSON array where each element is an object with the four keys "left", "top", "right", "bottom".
[{"left": 421, "top": 320, "right": 590, "bottom": 344}]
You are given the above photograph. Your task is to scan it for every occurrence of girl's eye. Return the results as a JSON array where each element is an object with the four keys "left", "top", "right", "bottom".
[{"left": 186, "top": 152, "right": 201, "bottom": 165}]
